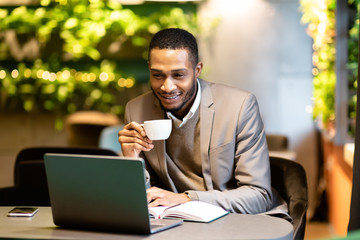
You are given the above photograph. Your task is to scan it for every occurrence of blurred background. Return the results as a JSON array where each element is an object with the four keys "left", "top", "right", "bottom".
[{"left": 0, "top": 0, "right": 358, "bottom": 238}]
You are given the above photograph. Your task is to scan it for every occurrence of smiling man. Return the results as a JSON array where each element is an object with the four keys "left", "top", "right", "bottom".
[
  {"left": 149, "top": 48, "right": 200, "bottom": 119},
  {"left": 118, "top": 28, "right": 288, "bottom": 215}
]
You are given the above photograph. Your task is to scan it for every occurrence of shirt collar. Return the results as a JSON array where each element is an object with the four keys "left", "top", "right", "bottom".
[{"left": 166, "top": 78, "right": 201, "bottom": 128}]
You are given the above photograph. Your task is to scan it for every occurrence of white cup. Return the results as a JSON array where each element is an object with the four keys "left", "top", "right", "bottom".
[{"left": 142, "top": 119, "right": 172, "bottom": 140}]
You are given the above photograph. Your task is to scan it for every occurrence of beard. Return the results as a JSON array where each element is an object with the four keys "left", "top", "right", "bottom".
[{"left": 152, "top": 78, "right": 197, "bottom": 117}]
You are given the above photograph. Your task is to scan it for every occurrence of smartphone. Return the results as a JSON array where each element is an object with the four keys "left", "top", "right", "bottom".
[{"left": 7, "top": 207, "right": 39, "bottom": 217}]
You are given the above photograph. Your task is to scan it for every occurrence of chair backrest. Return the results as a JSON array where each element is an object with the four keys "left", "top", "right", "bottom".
[
  {"left": 270, "top": 156, "right": 308, "bottom": 240},
  {"left": 9, "top": 147, "right": 118, "bottom": 206},
  {"left": 266, "top": 134, "right": 289, "bottom": 151},
  {"left": 65, "top": 111, "right": 120, "bottom": 147},
  {"left": 98, "top": 125, "right": 124, "bottom": 154}
]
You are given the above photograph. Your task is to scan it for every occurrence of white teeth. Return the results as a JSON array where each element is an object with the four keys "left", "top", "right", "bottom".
[{"left": 163, "top": 95, "right": 178, "bottom": 99}]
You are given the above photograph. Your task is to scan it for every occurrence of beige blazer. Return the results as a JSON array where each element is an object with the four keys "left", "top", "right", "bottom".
[{"left": 124, "top": 79, "right": 275, "bottom": 214}]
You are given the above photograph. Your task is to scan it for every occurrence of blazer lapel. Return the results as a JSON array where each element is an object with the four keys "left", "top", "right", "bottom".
[
  {"left": 145, "top": 97, "right": 175, "bottom": 189},
  {"left": 146, "top": 80, "right": 215, "bottom": 191},
  {"left": 199, "top": 79, "right": 215, "bottom": 190}
]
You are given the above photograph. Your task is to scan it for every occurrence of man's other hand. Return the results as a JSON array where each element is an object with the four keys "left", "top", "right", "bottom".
[{"left": 147, "top": 187, "right": 190, "bottom": 207}]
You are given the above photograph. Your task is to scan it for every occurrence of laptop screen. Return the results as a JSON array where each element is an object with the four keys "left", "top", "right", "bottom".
[{"left": 44, "top": 153, "right": 153, "bottom": 233}]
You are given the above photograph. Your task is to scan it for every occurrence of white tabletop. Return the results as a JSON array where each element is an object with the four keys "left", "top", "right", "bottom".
[{"left": 0, "top": 207, "right": 293, "bottom": 240}]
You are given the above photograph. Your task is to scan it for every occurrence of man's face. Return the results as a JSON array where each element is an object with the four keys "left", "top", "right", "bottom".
[{"left": 149, "top": 48, "right": 202, "bottom": 118}]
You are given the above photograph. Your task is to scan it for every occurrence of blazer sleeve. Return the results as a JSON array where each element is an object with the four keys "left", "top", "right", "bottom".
[{"left": 190, "top": 93, "right": 273, "bottom": 214}]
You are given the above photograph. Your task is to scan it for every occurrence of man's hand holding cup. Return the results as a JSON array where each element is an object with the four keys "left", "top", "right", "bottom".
[{"left": 118, "top": 119, "right": 172, "bottom": 157}]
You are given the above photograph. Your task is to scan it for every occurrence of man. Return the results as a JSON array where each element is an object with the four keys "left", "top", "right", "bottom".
[{"left": 118, "top": 28, "right": 286, "bottom": 214}]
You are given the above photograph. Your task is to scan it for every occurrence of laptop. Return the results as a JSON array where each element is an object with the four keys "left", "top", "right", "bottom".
[{"left": 43, "top": 153, "right": 183, "bottom": 234}]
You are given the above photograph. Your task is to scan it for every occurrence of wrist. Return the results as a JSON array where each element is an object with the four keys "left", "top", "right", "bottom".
[{"left": 184, "top": 192, "right": 191, "bottom": 202}]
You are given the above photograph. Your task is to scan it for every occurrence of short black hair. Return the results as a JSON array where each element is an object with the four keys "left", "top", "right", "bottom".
[{"left": 148, "top": 28, "right": 199, "bottom": 67}]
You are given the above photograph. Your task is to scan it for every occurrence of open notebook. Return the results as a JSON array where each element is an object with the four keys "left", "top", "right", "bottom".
[{"left": 44, "top": 153, "right": 182, "bottom": 234}]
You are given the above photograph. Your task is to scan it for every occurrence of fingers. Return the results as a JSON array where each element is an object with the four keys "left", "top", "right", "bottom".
[
  {"left": 147, "top": 187, "right": 162, "bottom": 202},
  {"left": 119, "top": 135, "right": 153, "bottom": 150},
  {"left": 147, "top": 187, "right": 167, "bottom": 207},
  {"left": 147, "top": 187, "right": 189, "bottom": 207},
  {"left": 148, "top": 198, "right": 167, "bottom": 208},
  {"left": 124, "top": 121, "right": 147, "bottom": 138},
  {"left": 118, "top": 121, "right": 154, "bottom": 157},
  {"left": 119, "top": 122, "right": 147, "bottom": 139}
]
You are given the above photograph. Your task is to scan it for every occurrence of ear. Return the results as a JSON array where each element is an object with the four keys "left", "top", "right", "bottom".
[{"left": 195, "top": 62, "right": 203, "bottom": 78}]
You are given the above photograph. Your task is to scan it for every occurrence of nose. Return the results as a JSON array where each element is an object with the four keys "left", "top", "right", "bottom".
[{"left": 160, "top": 77, "right": 176, "bottom": 92}]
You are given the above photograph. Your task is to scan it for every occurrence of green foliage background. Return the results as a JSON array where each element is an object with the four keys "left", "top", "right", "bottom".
[
  {"left": 0, "top": 0, "right": 199, "bottom": 128},
  {"left": 300, "top": 0, "right": 359, "bottom": 136}
]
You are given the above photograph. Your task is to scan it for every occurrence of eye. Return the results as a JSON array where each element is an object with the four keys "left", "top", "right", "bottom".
[
  {"left": 174, "top": 73, "right": 184, "bottom": 78},
  {"left": 152, "top": 73, "right": 163, "bottom": 79}
]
